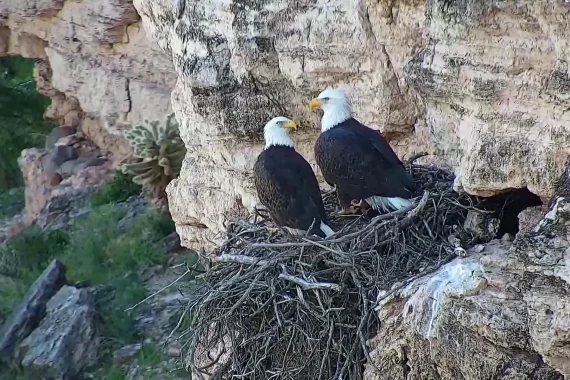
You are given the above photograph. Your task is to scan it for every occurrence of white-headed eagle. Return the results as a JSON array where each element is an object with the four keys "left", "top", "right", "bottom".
[
  {"left": 253, "top": 116, "right": 335, "bottom": 238},
  {"left": 308, "top": 88, "right": 416, "bottom": 215}
]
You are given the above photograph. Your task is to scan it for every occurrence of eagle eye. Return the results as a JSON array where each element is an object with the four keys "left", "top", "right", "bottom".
[{"left": 323, "top": 97, "right": 330, "bottom": 101}]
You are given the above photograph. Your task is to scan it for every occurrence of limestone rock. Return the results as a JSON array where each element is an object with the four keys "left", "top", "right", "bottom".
[
  {"left": 19, "top": 140, "right": 112, "bottom": 227},
  {"left": 0, "top": 0, "right": 176, "bottom": 166},
  {"left": 62, "top": 163, "right": 114, "bottom": 189},
  {"left": 36, "top": 187, "right": 95, "bottom": 230},
  {"left": 46, "top": 126, "right": 76, "bottom": 149},
  {"left": 19, "top": 148, "right": 53, "bottom": 224},
  {"left": 364, "top": 195, "right": 570, "bottom": 379},
  {"left": 0, "top": 0, "right": 64, "bottom": 18},
  {"left": 463, "top": 210, "right": 500, "bottom": 242},
  {"left": 59, "top": 157, "right": 108, "bottom": 178},
  {"left": 18, "top": 285, "right": 99, "bottom": 379},
  {"left": 517, "top": 205, "right": 548, "bottom": 236},
  {"left": 114, "top": 344, "right": 143, "bottom": 367},
  {"left": 81, "top": 117, "right": 134, "bottom": 163},
  {"left": 44, "top": 145, "right": 78, "bottom": 169},
  {"left": 0, "top": 260, "right": 66, "bottom": 364},
  {"left": 133, "top": 0, "right": 570, "bottom": 249}
]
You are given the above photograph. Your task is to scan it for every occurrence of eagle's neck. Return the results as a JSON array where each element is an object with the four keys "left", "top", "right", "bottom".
[
  {"left": 264, "top": 128, "right": 294, "bottom": 149},
  {"left": 321, "top": 106, "right": 351, "bottom": 132}
]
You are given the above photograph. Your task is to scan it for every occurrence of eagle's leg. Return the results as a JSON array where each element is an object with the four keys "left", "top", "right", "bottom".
[
  {"left": 337, "top": 189, "right": 360, "bottom": 215},
  {"left": 266, "top": 226, "right": 280, "bottom": 234},
  {"left": 338, "top": 206, "right": 360, "bottom": 215},
  {"left": 265, "top": 215, "right": 288, "bottom": 235},
  {"left": 350, "top": 199, "right": 371, "bottom": 212}
]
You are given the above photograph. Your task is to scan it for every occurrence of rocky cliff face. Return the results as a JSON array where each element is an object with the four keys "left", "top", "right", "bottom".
[
  {"left": 1, "top": 0, "right": 176, "bottom": 154},
  {"left": 366, "top": 194, "right": 570, "bottom": 379},
  {"left": 134, "top": 0, "right": 570, "bottom": 249},
  {"left": 0, "top": 0, "right": 177, "bottom": 224}
]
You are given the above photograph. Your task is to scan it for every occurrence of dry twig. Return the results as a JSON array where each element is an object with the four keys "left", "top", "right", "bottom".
[{"left": 175, "top": 162, "right": 487, "bottom": 380}]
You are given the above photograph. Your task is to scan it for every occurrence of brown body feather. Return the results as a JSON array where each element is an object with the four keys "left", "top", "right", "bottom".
[
  {"left": 254, "top": 145, "right": 329, "bottom": 237},
  {"left": 315, "top": 118, "right": 416, "bottom": 209}
]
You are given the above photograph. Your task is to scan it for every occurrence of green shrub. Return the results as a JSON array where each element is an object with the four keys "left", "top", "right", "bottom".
[
  {"left": 0, "top": 203, "right": 173, "bottom": 339},
  {"left": 105, "top": 367, "right": 128, "bottom": 380},
  {"left": 61, "top": 205, "right": 126, "bottom": 283},
  {"left": 0, "top": 227, "right": 69, "bottom": 282},
  {"left": 121, "top": 114, "right": 186, "bottom": 204},
  {"left": 138, "top": 344, "right": 163, "bottom": 366},
  {"left": 89, "top": 170, "right": 143, "bottom": 207},
  {"left": 0, "top": 186, "right": 25, "bottom": 219},
  {"left": 0, "top": 227, "right": 69, "bottom": 317},
  {"left": 62, "top": 206, "right": 171, "bottom": 284},
  {"left": 0, "top": 57, "right": 55, "bottom": 190}
]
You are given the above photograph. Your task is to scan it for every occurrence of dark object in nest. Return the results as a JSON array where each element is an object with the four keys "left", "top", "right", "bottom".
[{"left": 182, "top": 157, "right": 486, "bottom": 380}]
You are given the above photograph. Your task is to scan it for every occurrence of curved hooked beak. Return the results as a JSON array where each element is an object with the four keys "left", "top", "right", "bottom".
[
  {"left": 308, "top": 98, "right": 323, "bottom": 110},
  {"left": 284, "top": 119, "right": 297, "bottom": 131}
]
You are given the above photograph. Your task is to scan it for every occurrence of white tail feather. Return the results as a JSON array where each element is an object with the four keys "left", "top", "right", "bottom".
[
  {"left": 366, "top": 196, "right": 411, "bottom": 212},
  {"left": 319, "top": 222, "right": 335, "bottom": 238},
  {"left": 285, "top": 222, "right": 335, "bottom": 238}
]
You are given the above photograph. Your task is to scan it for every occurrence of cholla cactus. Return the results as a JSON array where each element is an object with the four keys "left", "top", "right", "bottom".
[{"left": 121, "top": 114, "right": 186, "bottom": 202}]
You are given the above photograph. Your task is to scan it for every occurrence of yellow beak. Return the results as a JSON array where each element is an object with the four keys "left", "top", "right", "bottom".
[
  {"left": 284, "top": 119, "right": 297, "bottom": 131},
  {"left": 308, "top": 98, "right": 323, "bottom": 110}
]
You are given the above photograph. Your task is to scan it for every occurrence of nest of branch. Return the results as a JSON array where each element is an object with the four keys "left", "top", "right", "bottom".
[{"left": 182, "top": 156, "right": 488, "bottom": 380}]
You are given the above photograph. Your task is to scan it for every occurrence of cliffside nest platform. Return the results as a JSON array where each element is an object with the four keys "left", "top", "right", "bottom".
[{"left": 182, "top": 155, "right": 501, "bottom": 380}]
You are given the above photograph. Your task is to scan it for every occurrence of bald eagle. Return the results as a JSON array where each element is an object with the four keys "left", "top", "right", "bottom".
[
  {"left": 253, "top": 116, "right": 335, "bottom": 238},
  {"left": 308, "top": 88, "right": 416, "bottom": 215}
]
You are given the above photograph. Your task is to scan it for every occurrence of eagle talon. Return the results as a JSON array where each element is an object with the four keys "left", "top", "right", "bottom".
[
  {"left": 338, "top": 205, "right": 361, "bottom": 215},
  {"left": 351, "top": 199, "right": 371, "bottom": 209},
  {"left": 266, "top": 226, "right": 280, "bottom": 234},
  {"left": 350, "top": 199, "right": 362, "bottom": 207},
  {"left": 349, "top": 199, "right": 371, "bottom": 212}
]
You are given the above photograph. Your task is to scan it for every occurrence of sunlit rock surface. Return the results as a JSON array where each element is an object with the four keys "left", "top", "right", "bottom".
[{"left": 134, "top": 0, "right": 570, "bottom": 248}]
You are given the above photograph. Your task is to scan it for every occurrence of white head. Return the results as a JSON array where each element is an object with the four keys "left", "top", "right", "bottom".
[
  {"left": 308, "top": 88, "right": 353, "bottom": 132},
  {"left": 263, "top": 116, "right": 297, "bottom": 149}
]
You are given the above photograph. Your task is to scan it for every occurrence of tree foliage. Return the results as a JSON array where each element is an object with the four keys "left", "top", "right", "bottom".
[{"left": 0, "top": 57, "right": 55, "bottom": 190}]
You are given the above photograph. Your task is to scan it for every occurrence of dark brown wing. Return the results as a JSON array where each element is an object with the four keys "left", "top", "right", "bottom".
[
  {"left": 253, "top": 146, "right": 328, "bottom": 233},
  {"left": 314, "top": 118, "right": 415, "bottom": 200}
]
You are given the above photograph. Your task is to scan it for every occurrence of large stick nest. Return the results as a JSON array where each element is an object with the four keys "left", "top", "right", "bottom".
[{"left": 182, "top": 156, "right": 489, "bottom": 380}]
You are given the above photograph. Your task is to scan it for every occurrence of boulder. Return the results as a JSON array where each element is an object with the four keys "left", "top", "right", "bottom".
[
  {"left": 161, "top": 231, "right": 182, "bottom": 253},
  {"left": 517, "top": 205, "right": 548, "bottom": 236},
  {"left": 46, "top": 126, "right": 76, "bottom": 149},
  {"left": 40, "top": 145, "right": 78, "bottom": 176},
  {"left": 364, "top": 197, "right": 570, "bottom": 378},
  {"left": 36, "top": 187, "right": 95, "bottom": 230},
  {"left": 463, "top": 210, "right": 500, "bottom": 242},
  {"left": 49, "top": 145, "right": 78, "bottom": 167},
  {"left": 59, "top": 157, "right": 108, "bottom": 178},
  {"left": 114, "top": 343, "right": 143, "bottom": 367},
  {"left": 20, "top": 144, "right": 112, "bottom": 227},
  {"left": 0, "top": 259, "right": 66, "bottom": 363},
  {"left": 18, "top": 286, "right": 99, "bottom": 379},
  {"left": 115, "top": 195, "right": 151, "bottom": 233},
  {"left": 47, "top": 172, "right": 63, "bottom": 187}
]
